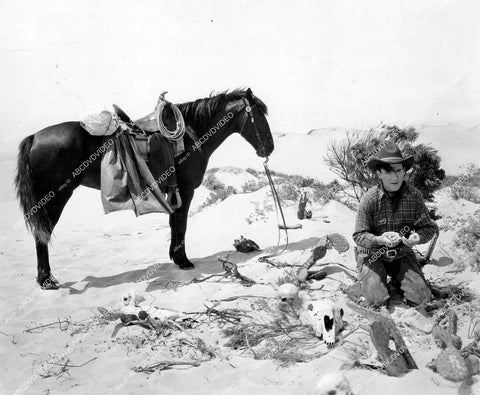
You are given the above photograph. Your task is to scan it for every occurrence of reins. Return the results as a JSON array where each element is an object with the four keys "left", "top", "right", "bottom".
[
  {"left": 240, "top": 97, "right": 288, "bottom": 264},
  {"left": 258, "top": 157, "right": 289, "bottom": 263}
]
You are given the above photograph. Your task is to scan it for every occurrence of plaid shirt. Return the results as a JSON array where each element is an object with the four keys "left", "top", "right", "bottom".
[{"left": 353, "top": 182, "right": 437, "bottom": 249}]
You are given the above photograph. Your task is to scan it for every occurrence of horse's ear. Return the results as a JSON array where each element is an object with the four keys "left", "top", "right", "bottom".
[{"left": 246, "top": 88, "right": 255, "bottom": 102}]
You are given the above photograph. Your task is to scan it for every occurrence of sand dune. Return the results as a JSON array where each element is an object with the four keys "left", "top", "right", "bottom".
[{"left": 0, "top": 126, "right": 479, "bottom": 395}]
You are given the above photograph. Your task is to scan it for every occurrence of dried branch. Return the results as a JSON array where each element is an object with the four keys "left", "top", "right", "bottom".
[
  {"left": 133, "top": 360, "right": 200, "bottom": 373},
  {"left": 24, "top": 319, "right": 71, "bottom": 333},
  {"left": 217, "top": 257, "right": 256, "bottom": 286}
]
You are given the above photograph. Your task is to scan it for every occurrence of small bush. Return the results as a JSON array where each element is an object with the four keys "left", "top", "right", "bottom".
[
  {"left": 199, "top": 174, "right": 237, "bottom": 211},
  {"left": 454, "top": 210, "right": 480, "bottom": 251},
  {"left": 276, "top": 183, "right": 300, "bottom": 201},
  {"left": 267, "top": 171, "right": 331, "bottom": 204},
  {"left": 454, "top": 209, "right": 480, "bottom": 271},
  {"left": 202, "top": 173, "right": 222, "bottom": 191},
  {"left": 451, "top": 186, "right": 480, "bottom": 203},
  {"left": 242, "top": 179, "right": 269, "bottom": 193},
  {"left": 245, "top": 168, "right": 261, "bottom": 177}
]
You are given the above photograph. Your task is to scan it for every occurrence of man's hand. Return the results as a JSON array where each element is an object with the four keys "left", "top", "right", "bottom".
[
  {"left": 375, "top": 232, "right": 401, "bottom": 248},
  {"left": 401, "top": 232, "right": 420, "bottom": 248}
]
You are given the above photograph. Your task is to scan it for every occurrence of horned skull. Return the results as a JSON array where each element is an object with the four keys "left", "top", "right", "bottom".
[
  {"left": 306, "top": 300, "right": 344, "bottom": 346},
  {"left": 313, "top": 372, "right": 353, "bottom": 395},
  {"left": 277, "top": 283, "right": 299, "bottom": 304}
]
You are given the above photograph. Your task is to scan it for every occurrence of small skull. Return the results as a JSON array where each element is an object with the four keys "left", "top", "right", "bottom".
[
  {"left": 278, "top": 283, "right": 299, "bottom": 304},
  {"left": 313, "top": 372, "right": 353, "bottom": 395},
  {"left": 306, "top": 300, "right": 344, "bottom": 346},
  {"left": 122, "top": 290, "right": 145, "bottom": 307},
  {"left": 122, "top": 292, "right": 132, "bottom": 307}
]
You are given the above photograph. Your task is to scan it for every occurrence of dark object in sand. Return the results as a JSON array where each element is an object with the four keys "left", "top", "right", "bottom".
[{"left": 234, "top": 236, "right": 260, "bottom": 253}]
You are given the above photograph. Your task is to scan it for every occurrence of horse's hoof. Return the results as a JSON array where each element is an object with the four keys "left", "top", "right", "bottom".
[
  {"left": 37, "top": 275, "right": 59, "bottom": 290},
  {"left": 38, "top": 280, "right": 59, "bottom": 290}
]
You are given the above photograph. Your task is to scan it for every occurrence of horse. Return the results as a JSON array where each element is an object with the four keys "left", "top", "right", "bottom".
[{"left": 15, "top": 88, "right": 274, "bottom": 289}]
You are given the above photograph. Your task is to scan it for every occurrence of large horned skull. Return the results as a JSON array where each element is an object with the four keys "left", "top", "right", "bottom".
[{"left": 307, "top": 300, "right": 344, "bottom": 346}]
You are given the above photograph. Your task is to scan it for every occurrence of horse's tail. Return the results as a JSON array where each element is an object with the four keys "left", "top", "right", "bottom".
[{"left": 14, "top": 135, "right": 52, "bottom": 244}]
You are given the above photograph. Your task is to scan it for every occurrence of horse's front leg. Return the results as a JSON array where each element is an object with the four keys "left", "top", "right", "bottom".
[{"left": 169, "top": 187, "right": 195, "bottom": 270}]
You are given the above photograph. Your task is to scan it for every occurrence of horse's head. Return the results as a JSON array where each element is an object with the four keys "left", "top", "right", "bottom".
[{"left": 227, "top": 88, "right": 274, "bottom": 158}]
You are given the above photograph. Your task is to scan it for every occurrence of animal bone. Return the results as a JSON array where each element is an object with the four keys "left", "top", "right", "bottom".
[
  {"left": 313, "top": 372, "right": 353, "bottom": 395},
  {"left": 306, "top": 300, "right": 344, "bottom": 346},
  {"left": 122, "top": 289, "right": 145, "bottom": 307}
]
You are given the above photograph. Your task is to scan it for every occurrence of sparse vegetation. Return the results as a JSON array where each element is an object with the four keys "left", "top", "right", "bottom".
[
  {"left": 454, "top": 209, "right": 480, "bottom": 271},
  {"left": 451, "top": 186, "right": 480, "bottom": 204},
  {"left": 200, "top": 173, "right": 237, "bottom": 210},
  {"left": 448, "top": 164, "right": 480, "bottom": 204},
  {"left": 242, "top": 179, "right": 269, "bottom": 193},
  {"left": 324, "top": 125, "right": 445, "bottom": 203},
  {"left": 268, "top": 170, "right": 333, "bottom": 203}
]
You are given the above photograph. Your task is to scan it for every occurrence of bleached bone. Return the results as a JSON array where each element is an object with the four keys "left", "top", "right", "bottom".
[
  {"left": 278, "top": 283, "right": 299, "bottom": 303},
  {"left": 313, "top": 372, "right": 353, "bottom": 395},
  {"left": 306, "top": 300, "right": 344, "bottom": 346}
]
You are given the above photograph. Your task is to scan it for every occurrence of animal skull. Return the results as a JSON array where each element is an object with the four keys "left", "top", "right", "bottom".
[
  {"left": 313, "top": 372, "right": 353, "bottom": 395},
  {"left": 278, "top": 283, "right": 299, "bottom": 304},
  {"left": 306, "top": 300, "right": 344, "bottom": 346},
  {"left": 122, "top": 289, "right": 145, "bottom": 307},
  {"left": 122, "top": 292, "right": 132, "bottom": 306}
]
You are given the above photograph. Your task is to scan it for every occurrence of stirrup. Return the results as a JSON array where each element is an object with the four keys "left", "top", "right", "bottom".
[{"left": 167, "top": 187, "right": 182, "bottom": 210}]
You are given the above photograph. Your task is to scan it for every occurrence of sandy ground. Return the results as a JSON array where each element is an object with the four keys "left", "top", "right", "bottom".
[{"left": 0, "top": 139, "right": 479, "bottom": 395}]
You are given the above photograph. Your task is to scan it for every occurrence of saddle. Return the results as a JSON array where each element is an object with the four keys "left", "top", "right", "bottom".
[
  {"left": 112, "top": 104, "right": 158, "bottom": 133},
  {"left": 112, "top": 104, "right": 181, "bottom": 209}
]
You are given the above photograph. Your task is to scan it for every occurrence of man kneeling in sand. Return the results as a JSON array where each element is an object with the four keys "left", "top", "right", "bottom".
[{"left": 351, "top": 141, "right": 436, "bottom": 306}]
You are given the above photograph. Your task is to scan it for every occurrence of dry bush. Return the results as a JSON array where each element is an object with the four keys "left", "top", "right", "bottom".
[
  {"left": 324, "top": 125, "right": 445, "bottom": 202},
  {"left": 200, "top": 173, "right": 236, "bottom": 210},
  {"left": 451, "top": 186, "right": 480, "bottom": 203},
  {"left": 454, "top": 210, "right": 480, "bottom": 271}
]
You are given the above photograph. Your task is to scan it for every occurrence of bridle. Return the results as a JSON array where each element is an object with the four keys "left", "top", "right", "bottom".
[
  {"left": 238, "top": 97, "right": 268, "bottom": 158},
  {"left": 234, "top": 98, "right": 289, "bottom": 260}
]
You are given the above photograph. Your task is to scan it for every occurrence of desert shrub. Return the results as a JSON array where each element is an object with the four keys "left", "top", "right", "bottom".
[
  {"left": 454, "top": 210, "right": 480, "bottom": 251},
  {"left": 268, "top": 170, "right": 332, "bottom": 203},
  {"left": 242, "top": 179, "right": 269, "bottom": 193},
  {"left": 245, "top": 168, "right": 262, "bottom": 177},
  {"left": 462, "top": 164, "right": 480, "bottom": 188},
  {"left": 454, "top": 210, "right": 480, "bottom": 270},
  {"left": 276, "top": 183, "right": 300, "bottom": 201},
  {"left": 448, "top": 165, "right": 480, "bottom": 204},
  {"left": 202, "top": 173, "right": 222, "bottom": 191},
  {"left": 324, "top": 125, "right": 445, "bottom": 203},
  {"left": 200, "top": 173, "right": 237, "bottom": 210},
  {"left": 451, "top": 186, "right": 480, "bottom": 203}
]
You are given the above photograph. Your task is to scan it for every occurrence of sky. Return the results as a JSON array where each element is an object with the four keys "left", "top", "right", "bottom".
[{"left": 1, "top": 0, "right": 479, "bottom": 157}]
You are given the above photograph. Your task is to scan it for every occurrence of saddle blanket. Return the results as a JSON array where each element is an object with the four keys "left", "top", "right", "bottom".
[{"left": 101, "top": 131, "right": 174, "bottom": 216}]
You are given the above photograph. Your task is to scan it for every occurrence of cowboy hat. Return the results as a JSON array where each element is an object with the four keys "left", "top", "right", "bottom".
[{"left": 366, "top": 141, "right": 414, "bottom": 172}]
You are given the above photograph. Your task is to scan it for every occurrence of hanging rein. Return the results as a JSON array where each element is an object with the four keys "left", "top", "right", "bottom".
[{"left": 238, "top": 98, "right": 289, "bottom": 262}]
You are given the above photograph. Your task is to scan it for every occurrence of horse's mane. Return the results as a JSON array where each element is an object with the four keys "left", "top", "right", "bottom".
[{"left": 176, "top": 89, "right": 268, "bottom": 131}]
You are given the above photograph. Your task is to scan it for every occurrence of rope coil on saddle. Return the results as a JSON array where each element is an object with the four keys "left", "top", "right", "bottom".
[{"left": 155, "top": 91, "right": 185, "bottom": 142}]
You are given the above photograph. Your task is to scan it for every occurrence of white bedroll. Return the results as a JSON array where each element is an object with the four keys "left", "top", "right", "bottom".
[{"left": 80, "top": 110, "right": 120, "bottom": 136}]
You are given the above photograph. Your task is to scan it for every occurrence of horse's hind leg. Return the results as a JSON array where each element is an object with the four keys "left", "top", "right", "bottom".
[{"left": 35, "top": 191, "right": 73, "bottom": 289}]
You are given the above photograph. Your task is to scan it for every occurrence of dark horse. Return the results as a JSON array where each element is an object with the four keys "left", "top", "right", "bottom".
[{"left": 15, "top": 88, "right": 274, "bottom": 289}]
